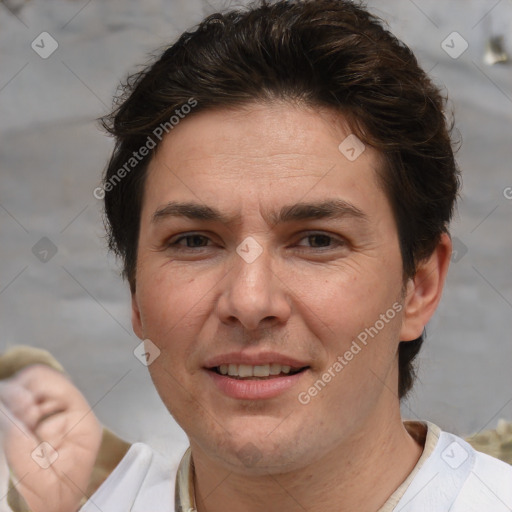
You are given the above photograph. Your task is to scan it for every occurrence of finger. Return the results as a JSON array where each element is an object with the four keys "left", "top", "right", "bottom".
[
  {"left": 0, "top": 382, "right": 36, "bottom": 438},
  {"left": 14, "top": 365, "right": 72, "bottom": 402},
  {"left": 7, "top": 366, "right": 84, "bottom": 416},
  {"left": 0, "top": 400, "right": 33, "bottom": 440},
  {"left": 15, "top": 366, "right": 90, "bottom": 415},
  {"left": 0, "top": 380, "right": 53, "bottom": 433}
]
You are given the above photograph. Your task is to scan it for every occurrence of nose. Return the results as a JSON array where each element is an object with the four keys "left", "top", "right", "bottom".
[{"left": 216, "top": 242, "right": 291, "bottom": 331}]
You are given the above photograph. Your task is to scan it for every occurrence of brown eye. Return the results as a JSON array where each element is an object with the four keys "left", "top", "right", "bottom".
[
  {"left": 307, "top": 234, "right": 332, "bottom": 247},
  {"left": 296, "top": 232, "right": 345, "bottom": 250},
  {"left": 168, "top": 234, "right": 211, "bottom": 248}
]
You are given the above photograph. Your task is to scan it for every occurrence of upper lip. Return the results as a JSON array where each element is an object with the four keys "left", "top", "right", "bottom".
[{"left": 204, "top": 351, "right": 310, "bottom": 369}]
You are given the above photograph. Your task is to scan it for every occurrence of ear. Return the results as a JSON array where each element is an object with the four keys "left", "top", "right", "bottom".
[
  {"left": 400, "top": 233, "right": 452, "bottom": 341},
  {"left": 131, "top": 292, "right": 144, "bottom": 340}
]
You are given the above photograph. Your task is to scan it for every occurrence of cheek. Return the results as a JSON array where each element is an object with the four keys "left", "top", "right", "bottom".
[
  {"left": 137, "top": 266, "right": 206, "bottom": 336},
  {"left": 136, "top": 265, "right": 222, "bottom": 381},
  {"left": 292, "top": 261, "right": 398, "bottom": 340},
  {"left": 137, "top": 269, "right": 211, "bottom": 418},
  {"left": 291, "top": 261, "right": 404, "bottom": 408},
  {"left": 146, "top": 355, "right": 208, "bottom": 431}
]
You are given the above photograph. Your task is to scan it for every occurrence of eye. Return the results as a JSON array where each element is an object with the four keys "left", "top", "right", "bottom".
[
  {"left": 168, "top": 233, "right": 212, "bottom": 249},
  {"left": 295, "top": 232, "right": 345, "bottom": 250},
  {"left": 164, "top": 231, "right": 346, "bottom": 253}
]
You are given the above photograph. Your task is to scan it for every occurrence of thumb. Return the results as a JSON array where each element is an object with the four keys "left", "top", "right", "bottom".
[{"left": 0, "top": 381, "right": 34, "bottom": 440}]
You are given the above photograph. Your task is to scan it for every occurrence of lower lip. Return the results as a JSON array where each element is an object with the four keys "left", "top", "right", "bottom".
[{"left": 206, "top": 369, "right": 307, "bottom": 400}]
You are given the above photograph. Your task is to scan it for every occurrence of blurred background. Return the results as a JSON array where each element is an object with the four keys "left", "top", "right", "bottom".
[{"left": 1, "top": 0, "right": 511, "bottom": 458}]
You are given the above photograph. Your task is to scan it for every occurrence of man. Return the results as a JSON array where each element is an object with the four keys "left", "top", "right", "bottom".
[{"left": 1, "top": 0, "right": 511, "bottom": 511}]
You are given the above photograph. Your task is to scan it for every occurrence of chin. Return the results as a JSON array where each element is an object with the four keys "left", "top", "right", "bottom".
[{"left": 199, "top": 423, "right": 315, "bottom": 475}]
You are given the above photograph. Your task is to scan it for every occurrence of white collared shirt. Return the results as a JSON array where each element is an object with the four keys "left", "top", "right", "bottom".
[{"left": 74, "top": 421, "right": 512, "bottom": 512}]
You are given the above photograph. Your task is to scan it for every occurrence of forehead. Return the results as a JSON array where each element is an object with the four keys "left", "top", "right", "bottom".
[
  {"left": 153, "top": 101, "right": 374, "bottom": 166},
  {"left": 143, "top": 101, "right": 389, "bottom": 223}
]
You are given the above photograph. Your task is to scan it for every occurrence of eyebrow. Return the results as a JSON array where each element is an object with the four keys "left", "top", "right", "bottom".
[{"left": 151, "top": 199, "right": 368, "bottom": 226}]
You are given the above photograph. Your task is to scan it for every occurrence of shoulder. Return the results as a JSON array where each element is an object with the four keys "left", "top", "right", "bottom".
[
  {"left": 432, "top": 428, "right": 512, "bottom": 511},
  {"left": 393, "top": 424, "right": 512, "bottom": 512},
  {"left": 451, "top": 445, "right": 512, "bottom": 512}
]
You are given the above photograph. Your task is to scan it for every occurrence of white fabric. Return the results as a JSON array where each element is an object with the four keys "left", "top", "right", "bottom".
[
  {"left": 392, "top": 426, "right": 512, "bottom": 511},
  {"left": 0, "top": 453, "right": 12, "bottom": 512},
  {"left": 78, "top": 442, "right": 176, "bottom": 512},
  {"left": 73, "top": 425, "right": 512, "bottom": 511}
]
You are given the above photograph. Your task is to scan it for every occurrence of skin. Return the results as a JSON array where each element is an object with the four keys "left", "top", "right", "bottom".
[
  {"left": 0, "top": 101, "right": 452, "bottom": 512},
  {"left": 0, "top": 365, "right": 102, "bottom": 512},
  {"left": 131, "top": 101, "right": 452, "bottom": 512}
]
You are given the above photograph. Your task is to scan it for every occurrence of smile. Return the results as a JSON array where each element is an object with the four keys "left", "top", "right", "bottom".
[
  {"left": 212, "top": 363, "right": 307, "bottom": 379},
  {"left": 206, "top": 365, "right": 310, "bottom": 400}
]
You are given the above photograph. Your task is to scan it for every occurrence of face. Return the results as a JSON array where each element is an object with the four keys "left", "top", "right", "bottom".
[{"left": 131, "top": 102, "right": 416, "bottom": 473}]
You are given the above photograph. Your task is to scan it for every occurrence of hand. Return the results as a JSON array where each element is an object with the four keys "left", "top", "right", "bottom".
[{"left": 0, "top": 364, "right": 102, "bottom": 512}]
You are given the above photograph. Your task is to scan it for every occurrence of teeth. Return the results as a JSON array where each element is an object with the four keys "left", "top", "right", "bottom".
[
  {"left": 253, "top": 364, "right": 270, "bottom": 377},
  {"left": 238, "top": 364, "right": 253, "bottom": 378},
  {"left": 217, "top": 364, "right": 298, "bottom": 377},
  {"left": 269, "top": 363, "right": 281, "bottom": 375}
]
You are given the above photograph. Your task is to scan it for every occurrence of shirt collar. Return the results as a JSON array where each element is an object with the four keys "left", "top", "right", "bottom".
[
  {"left": 175, "top": 446, "right": 197, "bottom": 512},
  {"left": 174, "top": 422, "right": 439, "bottom": 511}
]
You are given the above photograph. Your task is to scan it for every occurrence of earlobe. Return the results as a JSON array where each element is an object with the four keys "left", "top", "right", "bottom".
[
  {"left": 131, "top": 293, "right": 144, "bottom": 340},
  {"left": 399, "top": 233, "right": 452, "bottom": 342}
]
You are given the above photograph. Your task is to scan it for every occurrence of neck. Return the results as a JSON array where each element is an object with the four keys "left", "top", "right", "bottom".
[{"left": 190, "top": 406, "right": 423, "bottom": 512}]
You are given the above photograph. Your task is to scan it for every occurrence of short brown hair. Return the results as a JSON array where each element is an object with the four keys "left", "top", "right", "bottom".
[{"left": 100, "top": 0, "right": 460, "bottom": 399}]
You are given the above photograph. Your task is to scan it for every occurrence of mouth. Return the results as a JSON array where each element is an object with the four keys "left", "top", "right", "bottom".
[
  {"left": 206, "top": 364, "right": 310, "bottom": 399},
  {"left": 208, "top": 363, "right": 310, "bottom": 380},
  {"left": 203, "top": 352, "right": 311, "bottom": 399}
]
